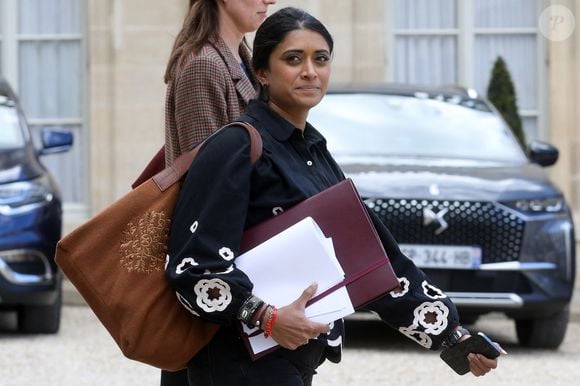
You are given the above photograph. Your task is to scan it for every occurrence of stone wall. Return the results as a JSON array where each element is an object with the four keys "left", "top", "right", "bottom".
[{"left": 87, "top": 0, "right": 188, "bottom": 211}]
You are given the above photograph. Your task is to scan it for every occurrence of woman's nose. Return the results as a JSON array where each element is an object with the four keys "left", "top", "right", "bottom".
[{"left": 301, "top": 60, "right": 317, "bottom": 79}]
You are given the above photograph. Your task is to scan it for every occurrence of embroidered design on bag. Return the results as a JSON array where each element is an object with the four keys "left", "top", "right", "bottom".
[
  {"left": 399, "top": 325, "right": 433, "bottom": 348},
  {"left": 119, "top": 210, "right": 169, "bottom": 274},
  {"left": 194, "top": 278, "right": 232, "bottom": 312},
  {"left": 176, "top": 257, "right": 199, "bottom": 275},
  {"left": 389, "top": 277, "right": 410, "bottom": 298},
  {"left": 412, "top": 301, "right": 449, "bottom": 335},
  {"left": 422, "top": 281, "right": 447, "bottom": 299}
]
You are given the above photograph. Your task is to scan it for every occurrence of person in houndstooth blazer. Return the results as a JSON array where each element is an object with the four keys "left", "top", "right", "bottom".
[
  {"left": 161, "top": 1, "right": 276, "bottom": 385},
  {"left": 164, "top": 0, "right": 277, "bottom": 166}
]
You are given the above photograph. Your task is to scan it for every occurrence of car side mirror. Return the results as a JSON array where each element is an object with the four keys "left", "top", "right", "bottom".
[
  {"left": 528, "top": 140, "right": 559, "bottom": 167},
  {"left": 39, "top": 128, "right": 74, "bottom": 155}
]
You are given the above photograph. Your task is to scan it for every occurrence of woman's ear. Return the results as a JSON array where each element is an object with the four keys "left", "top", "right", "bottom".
[{"left": 255, "top": 68, "right": 269, "bottom": 87}]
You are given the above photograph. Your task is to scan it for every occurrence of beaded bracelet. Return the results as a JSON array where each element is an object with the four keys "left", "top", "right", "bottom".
[{"left": 263, "top": 306, "right": 278, "bottom": 338}]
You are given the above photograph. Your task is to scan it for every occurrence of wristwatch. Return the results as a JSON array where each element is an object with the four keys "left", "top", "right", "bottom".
[{"left": 442, "top": 326, "right": 471, "bottom": 348}]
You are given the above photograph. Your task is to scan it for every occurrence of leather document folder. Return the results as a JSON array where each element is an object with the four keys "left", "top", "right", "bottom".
[{"left": 240, "top": 178, "right": 399, "bottom": 310}]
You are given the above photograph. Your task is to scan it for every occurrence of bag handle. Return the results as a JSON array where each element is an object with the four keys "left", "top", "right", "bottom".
[
  {"left": 152, "top": 122, "right": 263, "bottom": 191},
  {"left": 131, "top": 146, "right": 165, "bottom": 189}
]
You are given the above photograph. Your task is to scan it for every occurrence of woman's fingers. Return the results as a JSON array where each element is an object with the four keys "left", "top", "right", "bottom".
[
  {"left": 294, "top": 282, "right": 318, "bottom": 309},
  {"left": 468, "top": 353, "right": 498, "bottom": 376},
  {"left": 270, "top": 283, "right": 333, "bottom": 349}
]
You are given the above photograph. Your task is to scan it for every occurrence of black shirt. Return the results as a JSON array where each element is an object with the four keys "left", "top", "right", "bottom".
[{"left": 166, "top": 100, "right": 459, "bottom": 363}]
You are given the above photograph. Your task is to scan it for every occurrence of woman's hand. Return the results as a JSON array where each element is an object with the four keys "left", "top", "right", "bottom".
[
  {"left": 270, "top": 283, "right": 331, "bottom": 350},
  {"left": 466, "top": 338, "right": 508, "bottom": 377}
]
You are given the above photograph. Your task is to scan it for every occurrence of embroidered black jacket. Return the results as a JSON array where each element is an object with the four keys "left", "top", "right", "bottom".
[{"left": 166, "top": 100, "right": 459, "bottom": 363}]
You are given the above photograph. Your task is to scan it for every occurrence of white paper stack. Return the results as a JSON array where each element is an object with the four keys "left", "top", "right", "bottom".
[{"left": 235, "top": 216, "right": 355, "bottom": 356}]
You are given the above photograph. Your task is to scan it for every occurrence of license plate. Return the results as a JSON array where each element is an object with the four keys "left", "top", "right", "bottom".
[{"left": 400, "top": 244, "right": 482, "bottom": 269}]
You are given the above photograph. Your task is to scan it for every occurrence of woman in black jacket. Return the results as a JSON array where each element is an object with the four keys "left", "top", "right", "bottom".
[{"left": 166, "top": 7, "right": 504, "bottom": 385}]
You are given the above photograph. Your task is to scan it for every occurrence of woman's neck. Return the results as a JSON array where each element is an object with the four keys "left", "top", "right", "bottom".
[{"left": 219, "top": 19, "right": 244, "bottom": 62}]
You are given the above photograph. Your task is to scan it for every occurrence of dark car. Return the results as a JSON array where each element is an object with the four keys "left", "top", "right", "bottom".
[
  {"left": 0, "top": 77, "right": 72, "bottom": 333},
  {"left": 308, "top": 84, "right": 576, "bottom": 349}
]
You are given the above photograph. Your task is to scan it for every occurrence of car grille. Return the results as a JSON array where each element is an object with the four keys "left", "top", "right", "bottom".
[{"left": 365, "top": 198, "right": 525, "bottom": 264}]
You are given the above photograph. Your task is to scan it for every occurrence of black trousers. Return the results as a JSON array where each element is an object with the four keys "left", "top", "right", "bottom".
[{"left": 177, "top": 327, "right": 326, "bottom": 386}]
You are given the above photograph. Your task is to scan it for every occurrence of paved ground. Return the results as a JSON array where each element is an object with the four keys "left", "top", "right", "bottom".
[
  {"left": 0, "top": 282, "right": 577, "bottom": 385},
  {"left": 1, "top": 305, "right": 579, "bottom": 386}
]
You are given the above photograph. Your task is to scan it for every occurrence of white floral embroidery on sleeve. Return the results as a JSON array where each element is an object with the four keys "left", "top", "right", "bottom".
[
  {"left": 189, "top": 220, "right": 199, "bottom": 234},
  {"left": 176, "top": 292, "right": 200, "bottom": 316},
  {"left": 194, "top": 278, "right": 232, "bottom": 312},
  {"left": 389, "top": 277, "right": 410, "bottom": 298},
  {"left": 272, "top": 206, "right": 284, "bottom": 215},
  {"left": 218, "top": 247, "right": 234, "bottom": 261},
  {"left": 203, "top": 265, "right": 234, "bottom": 275},
  {"left": 412, "top": 301, "right": 449, "bottom": 335},
  {"left": 399, "top": 325, "right": 433, "bottom": 348},
  {"left": 176, "top": 257, "right": 199, "bottom": 275},
  {"left": 421, "top": 280, "right": 447, "bottom": 299},
  {"left": 164, "top": 254, "right": 170, "bottom": 271}
]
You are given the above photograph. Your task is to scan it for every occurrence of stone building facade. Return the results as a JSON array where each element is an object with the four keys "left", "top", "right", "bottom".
[{"left": 2, "top": 0, "right": 576, "bottom": 282}]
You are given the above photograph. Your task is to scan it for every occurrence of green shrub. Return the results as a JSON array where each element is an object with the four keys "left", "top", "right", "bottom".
[{"left": 486, "top": 56, "right": 526, "bottom": 150}]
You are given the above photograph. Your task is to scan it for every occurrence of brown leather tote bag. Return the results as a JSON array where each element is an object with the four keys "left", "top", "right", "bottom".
[{"left": 55, "top": 122, "right": 262, "bottom": 371}]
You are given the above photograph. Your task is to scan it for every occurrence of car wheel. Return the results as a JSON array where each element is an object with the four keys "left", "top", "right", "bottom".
[
  {"left": 17, "top": 287, "right": 62, "bottom": 334},
  {"left": 515, "top": 306, "right": 569, "bottom": 349}
]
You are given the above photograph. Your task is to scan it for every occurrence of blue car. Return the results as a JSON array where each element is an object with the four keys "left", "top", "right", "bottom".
[{"left": 0, "top": 78, "right": 72, "bottom": 333}]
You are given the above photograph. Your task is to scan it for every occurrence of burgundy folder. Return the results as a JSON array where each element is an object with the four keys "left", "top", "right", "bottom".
[
  {"left": 238, "top": 178, "right": 400, "bottom": 360},
  {"left": 240, "top": 178, "right": 399, "bottom": 310}
]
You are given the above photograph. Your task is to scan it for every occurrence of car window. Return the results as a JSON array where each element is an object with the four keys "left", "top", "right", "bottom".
[
  {"left": 0, "top": 95, "right": 26, "bottom": 149},
  {"left": 308, "top": 93, "right": 527, "bottom": 164}
]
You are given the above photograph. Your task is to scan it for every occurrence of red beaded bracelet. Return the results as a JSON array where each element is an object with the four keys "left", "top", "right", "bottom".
[{"left": 263, "top": 306, "right": 278, "bottom": 338}]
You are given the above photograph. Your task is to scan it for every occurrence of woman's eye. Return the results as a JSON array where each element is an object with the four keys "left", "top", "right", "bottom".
[
  {"left": 285, "top": 55, "right": 301, "bottom": 63},
  {"left": 316, "top": 55, "right": 330, "bottom": 63}
]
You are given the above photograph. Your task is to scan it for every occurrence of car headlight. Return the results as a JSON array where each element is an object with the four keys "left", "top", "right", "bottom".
[
  {"left": 0, "top": 179, "right": 53, "bottom": 212},
  {"left": 501, "top": 197, "right": 565, "bottom": 214}
]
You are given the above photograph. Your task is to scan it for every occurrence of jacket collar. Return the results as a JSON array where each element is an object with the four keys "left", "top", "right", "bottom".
[
  {"left": 246, "top": 100, "right": 326, "bottom": 146},
  {"left": 209, "top": 37, "right": 257, "bottom": 104}
]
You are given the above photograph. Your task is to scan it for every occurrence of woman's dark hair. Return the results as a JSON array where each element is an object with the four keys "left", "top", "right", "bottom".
[
  {"left": 164, "top": 0, "right": 220, "bottom": 83},
  {"left": 252, "top": 7, "right": 334, "bottom": 75}
]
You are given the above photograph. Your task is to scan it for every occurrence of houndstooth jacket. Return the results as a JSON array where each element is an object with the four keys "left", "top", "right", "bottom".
[{"left": 164, "top": 37, "right": 258, "bottom": 165}]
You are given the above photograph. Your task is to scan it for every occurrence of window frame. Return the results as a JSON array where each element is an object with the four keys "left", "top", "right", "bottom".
[
  {"left": 0, "top": 0, "right": 90, "bottom": 217},
  {"left": 385, "top": 0, "right": 549, "bottom": 141}
]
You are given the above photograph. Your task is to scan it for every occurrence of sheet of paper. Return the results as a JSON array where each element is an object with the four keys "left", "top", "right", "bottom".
[
  {"left": 305, "top": 286, "right": 354, "bottom": 322},
  {"left": 235, "top": 217, "right": 355, "bottom": 356},
  {"left": 236, "top": 217, "right": 346, "bottom": 308}
]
